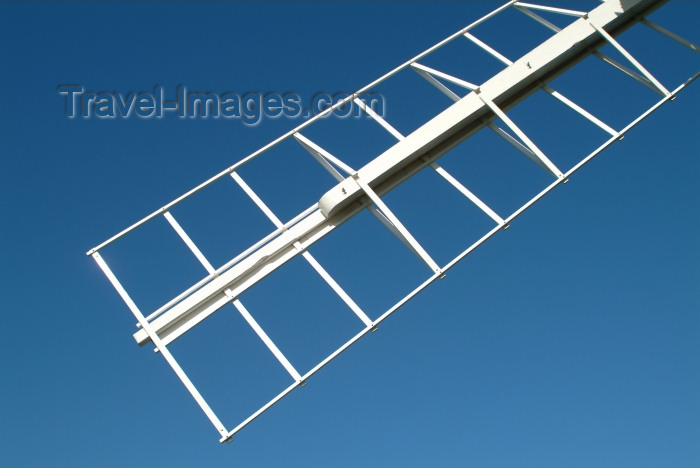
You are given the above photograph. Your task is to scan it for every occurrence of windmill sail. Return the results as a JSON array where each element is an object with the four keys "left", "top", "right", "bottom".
[{"left": 88, "top": 0, "right": 698, "bottom": 443}]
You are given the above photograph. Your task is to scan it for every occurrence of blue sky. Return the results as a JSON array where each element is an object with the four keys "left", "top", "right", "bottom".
[{"left": 1, "top": 1, "right": 698, "bottom": 467}]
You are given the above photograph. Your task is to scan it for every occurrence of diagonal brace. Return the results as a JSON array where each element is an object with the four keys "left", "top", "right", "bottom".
[{"left": 352, "top": 174, "right": 442, "bottom": 275}]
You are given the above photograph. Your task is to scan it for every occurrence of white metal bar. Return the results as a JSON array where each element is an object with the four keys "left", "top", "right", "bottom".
[
  {"left": 409, "top": 62, "right": 542, "bottom": 165},
  {"left": 514, "top": 3, "right": 560, "bottom": 32},
  {"left": 230, "top": 172, "right": 284, "bottom": 228},
  {"left": 163, "top": 211, "right": 216, "bottom": 275},
  {"left": 410, "top": 40, "right": 569, "bottom": 161},
  {"left": 295, "top": 141, "right": 345, "bottom": 182},
  {"left": 300, "top": 251, "right": 374, "bottom": 328},
  {"left": 513, "top": 2, "right": 586, "bottom": 18},
  {"left": 641, "top": 19, "right": 698, "bottom": 52},
  {"left": 144, "top": 274, "right": 215, "bottom": 324},
  {"left": 145, "top": 227, "right": 314, "bottom": 347},
  {"left": 414, "top": 29, "right": 617, "bottom": 147},
  {"left": 353, "top": 97, "right": 406, "bottom": 141},
  {"left": 412, "top": 66, "right": 463, "bottom": 102},
  {"left": 463, "top": 32, "right": 513, "bottom": 66},
  {"left": 216, "top": 220, "right": 294, "bottom": 269},
  {"left": 398, "top": 64, "right": 509, "bottom": 224},
  {"left": 143, "top": 204, "right": 318, "bottom": 324},
  {"left": 410, "top": 63, "right": 478, "bottom": 91},
  {"left": 343, "top": 0, "right": 512, "bottom": 97},
  {"left": 566, "top": 75, "right": 694, "bottom": 176},
  {"left": 142, "top": 207, "right": 348, "bottom": 347},
  {"left": 447, "top": 83, "right": 694, "bottom": 277},
  {"left": 504, "top": 97, "right": 681, "bottom": 226},
  {"left": 283, "top": 203, "right": 322, "bottom": 229},
  {"left": 429, "top": 162, "right": 505, "bottom": 225},
  {"left": 455, "top": 34, "right": 603, "bottom": 164},
  {"left": 225, "top": 179, "right": 374, "bottom": 334},
  {"left": 515, "top": 4, "right": 661, "bottom": 90},
  {"left": 290, "top": 133, "right": 426, "bottom": 261},
  {"left": 300, "top": 324, "right": 375, "bottom": 386},
  {"left": 513, "top": 5, "right": 662, "bottom": 94},
  {"left": 366, "top": 204, "right": 426, "bottom": 262},
  {"left": 91, "top": 252, "right": 228, "bottom": 437},
  {"left": 293, "top": 100, "right": 462, "bottom": 260},
  {"left": 477, "top": 91, "right": 564, "bottom": 179},
  {"left": 281, "top": 67, "right": 686, "bottom": 408},
  {"left": 542, "top": 85, "right": 619, "bottom": 137},
  {"left": 222, "top": 379, "right": 302, "bottom": 442},
  {"left": 229, "top": 296, "right": 303, "bottom": 382},
  {"left": 352, "top": 174, "right": 441, "bottom": 274},
  {"left": 486, "top": 123, "right": 547, "bottom": 171},
  {"left": 593, "top": 51, "right": 661, "bottom": 94},
  {"left": 232, "top": 168, "right": 373, "bottom": 328},
  {"left": 312, "top": 154, "right": 346, "bottom": 182},
  {"left": 293, "top": 133, "right": 355, "bottom": 177},
  {"left": 224, "top": 312, "right": 379, "bottom": 440},
  {"left": 588, "top": 20, "right": 671, "bottom": 96},
  {"left": 292, "top": 237, "right": 376, "bottom": 327},
  {"left": 292, "top": 133, "right": 428, "bottom": 259}
]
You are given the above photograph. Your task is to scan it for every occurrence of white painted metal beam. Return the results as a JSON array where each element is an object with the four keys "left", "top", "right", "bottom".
[
  {"left": 476, "top": 90, "right": 564, "bottom": 179},
  {"left": 294, "top": 132, "right": 355, "bottom": 179},
  {"left": 318, "top": 0, "right": 670, "bottom": 219},
  {"left": 513, "top": 2, "right": 586, "bottom": 18},
  {"left": 463, "top": 32, "right": 513, "bottom": 66},
  {"left": 293, "top": 132, "right": 431, "bottom": 267},
  {"left": 514, "top": 4, "right": 665, "bottom": 94},
  {"left": 352, "top": 174, "right": 442, "bottom": 275},
  {"left": 641, "top": 18, "right": 698, "bottom": 52},
  {"left": 229, "top": 296, "right": 303, "bottom": 383},
  {"left": 300, "top": 251, "right": 374, "bottom": 328},
  {"left": 588, "top": 18, "right": 671, "bottom": 95},
  {"left": 409, "top": 61, "right": 548, "bottom": 168},
  {"left": 164, "top": 211, "right": 216, "bottom": 275},
  {"left": 541, "top": 85, "right": 619, "bottom": 137},
  {"left": 429, "top": 161, "right": 505, "bottom": 226},
  {"left": 410, "top": 62, "right": 478, "bottom": 91},
  {"left": 353, "top": 97, "right": 405, "bottom": 141}
]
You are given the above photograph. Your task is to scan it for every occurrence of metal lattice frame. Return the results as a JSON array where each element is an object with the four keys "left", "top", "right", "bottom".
[{"left": 87, "top": 0, "right": 698, "bottom": 443}]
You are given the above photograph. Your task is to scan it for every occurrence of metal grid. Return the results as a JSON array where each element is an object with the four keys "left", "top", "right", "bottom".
[{"left": 87, "top": 0, "right": 698, "bottom": 443}]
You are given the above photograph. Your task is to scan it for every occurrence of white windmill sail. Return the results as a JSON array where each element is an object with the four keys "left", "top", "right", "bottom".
[{"left": 88, "top": 0, "right": 698, "bottom": 443}]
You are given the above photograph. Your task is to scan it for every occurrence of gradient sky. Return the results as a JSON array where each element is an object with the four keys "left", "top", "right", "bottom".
[{"left": 1, "top": 1, "right": 698, "bottom": 467}]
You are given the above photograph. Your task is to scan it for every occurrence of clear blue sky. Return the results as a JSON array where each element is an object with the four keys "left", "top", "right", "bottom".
[{"left": 1, "top": 1, "right": 698, "bottom": 467}]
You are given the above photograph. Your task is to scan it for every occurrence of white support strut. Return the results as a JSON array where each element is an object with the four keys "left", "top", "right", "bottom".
[
  {"left": 229, "top": 295, "right": 304, "bottom": 383},
  {"left": 354, "top": 97, "right": 406, "bottom": 141},
  {"left": 351, "top": 173, "right": 442, "bottom": 275},
  {"left": 164, "top": 211, "right": 216, "bottom": 275},
  {"left": 588, "top": 19, "right": 671, "bottom": 96},
  {"left": 476, "top": 90, "right": 564, "bottom": 179}
]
